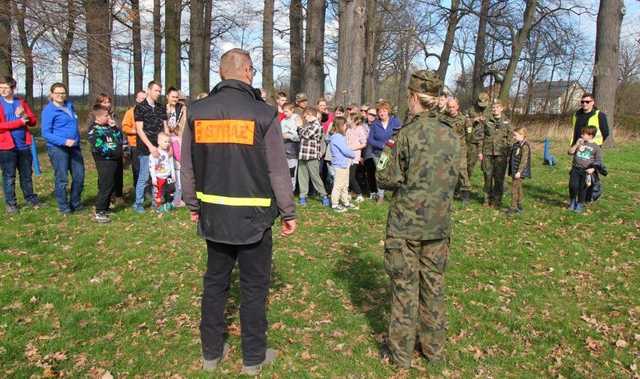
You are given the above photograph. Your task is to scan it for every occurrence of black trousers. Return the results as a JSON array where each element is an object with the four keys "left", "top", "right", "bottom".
[
  {"left": 349, "top": 164, "right": 362, "bottom": 195},
  {"left": 364, "top": 158, "right": 378, "bottom": 194},
  {"left": 130, "top": 146, "right": 140, "bottom": 190},
  {"left": 94, "top": 159, "right": 118, "bottom": 212},
  {"left": 569, "top": 167, "right": 588, "bottom": 203},
  {"left": 115, "top": 157, "right": 123, "bottom": 198},
  {"left": 201, "top": 229, "right": 273, "bottom": 366}
]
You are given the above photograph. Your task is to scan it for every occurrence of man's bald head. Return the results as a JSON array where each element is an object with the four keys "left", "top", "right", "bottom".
[
  {"left": 447, "top": 98, "right": 460, "bottom": 116},
  {"left": 220, "top": 48, "right": 253, "bottom": 84}
]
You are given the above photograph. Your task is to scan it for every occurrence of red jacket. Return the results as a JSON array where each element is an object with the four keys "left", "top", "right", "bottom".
[{"left": 0, "top": 97, "right": 37, "bottom": 150}]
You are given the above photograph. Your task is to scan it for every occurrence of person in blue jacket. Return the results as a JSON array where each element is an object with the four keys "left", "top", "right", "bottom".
[
  {"left": 41, "top": 83, "right": 85, "bottom": 214},
  {"left": 366, "top": 100, "right": 401, "bottom": 203}
]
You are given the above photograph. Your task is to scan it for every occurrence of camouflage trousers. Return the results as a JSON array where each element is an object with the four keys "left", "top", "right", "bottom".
[
  {"left": 481, "top": 154, "right": 508, "bottom": 206},
  {"left": 466, "top": 143, "right": 480, "bottom": 180},
  {"left": 457, "top": 147, "right": 471, "bottom": 193},
  {"left": 384, "top": 237, "right": 449, "bottom": 368}
]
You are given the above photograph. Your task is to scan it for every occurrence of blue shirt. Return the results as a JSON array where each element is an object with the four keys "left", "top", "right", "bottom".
[
  {"left": 41, "top": 101, "right": 80, "bottom": 148},
  {"left": 329, "top": 133, "right": 355, "bottom": 169},
  {"left": 366, "top": 116, "right": 402, "bottom": 158},
  {"left": 1, "top": 97, "right": 28, "bottom": 150}
]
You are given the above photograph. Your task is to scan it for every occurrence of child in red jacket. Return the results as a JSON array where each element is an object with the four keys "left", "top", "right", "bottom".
[{"left": 0, "top": 76, "right": 39, "bottom": 214}]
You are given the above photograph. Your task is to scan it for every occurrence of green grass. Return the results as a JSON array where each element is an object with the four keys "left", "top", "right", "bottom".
[{"left": 1, "top": 139, "right": 639, "bottom": 378}]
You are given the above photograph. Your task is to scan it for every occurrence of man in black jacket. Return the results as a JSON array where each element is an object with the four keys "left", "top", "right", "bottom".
[
  {"left": 570, "top": 93, "right": 609, "bottom": 146},
  {"left": 181, "top": 48, "right": 296, "bottom": 375}
]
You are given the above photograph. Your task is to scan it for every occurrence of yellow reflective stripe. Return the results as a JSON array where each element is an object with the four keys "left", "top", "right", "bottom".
[{"left": 196, "top": 192, "right": 271, "bottom": 207}]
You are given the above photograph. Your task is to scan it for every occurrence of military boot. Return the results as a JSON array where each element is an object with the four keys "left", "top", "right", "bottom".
[{"left": 461, "top": 191, "right": 470, "bottom": 207}]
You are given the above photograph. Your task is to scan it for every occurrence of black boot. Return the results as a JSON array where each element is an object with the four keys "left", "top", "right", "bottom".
[{"left": 461, "top": 191, "right": 470, "bottom": 207}]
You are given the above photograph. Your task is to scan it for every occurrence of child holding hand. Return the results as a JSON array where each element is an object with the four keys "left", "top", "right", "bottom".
[
  {"left": 567, "top": 126, "right": 603, "bottom": 213},
  {"left": 149, "top": 132, "right": 177, "bottom": 212}
]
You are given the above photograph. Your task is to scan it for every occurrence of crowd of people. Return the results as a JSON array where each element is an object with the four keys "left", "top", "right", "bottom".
[
  {"left": 0, "top": 75, "right": 609, "bottom": 221},
  {"left": 0, "top": 46, "right": 613, "bottom": 374}
]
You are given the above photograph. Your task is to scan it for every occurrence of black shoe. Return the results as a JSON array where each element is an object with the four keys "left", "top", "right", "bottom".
[
  {"left": 94, "top": 211, "right": 111, "bottom": 223},
  {"left": 461, "top": 191, "right": 470, "bottom": 207}
]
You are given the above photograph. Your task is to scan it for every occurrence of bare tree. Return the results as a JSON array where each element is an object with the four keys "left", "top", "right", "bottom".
[
  {"left": 189, "top": 0, "right": 205, "bottom": 94},
  {"left": 131, "top": 0, "right": 143, "bottom": 93},
  {"left": 363, "top": 0, "right": 378, "bottom": 104},
  {"left": 471, "top": 0, "right": 489, "bottom": 98},
  {"left": 336, "top": 0, "right": 366, "bottom": 105},
  {"left": 289, "top": 0, "right": 304, "bottom": 99},
  {"left": 262, "top": 0, "right": 274, "bottom": 99},
  {"left": 593, "top": 0, "right": 624, "bottom": 147},
  {"left": 304, "top": 0, "right": 326, "bottom": 104},
  {"left": 14, "top": 0, "right": 46, "bottom": 102},
  {"left": 0, "top": 0, "right": 12, "bottom": 77},
  {"left": 84, "top": 0, "right": 114, "bottom": 102},
  {"left": 436, "top": 0, "right": 462, "bottom": 81}
]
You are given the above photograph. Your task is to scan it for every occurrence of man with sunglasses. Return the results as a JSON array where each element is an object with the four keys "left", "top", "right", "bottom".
[{"left": 571, "top": 93, "right": 609, "bottom": 146}]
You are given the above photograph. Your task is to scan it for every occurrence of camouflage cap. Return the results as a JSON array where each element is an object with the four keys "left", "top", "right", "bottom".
[
  {"left": 295, "top": 93, "right": 308, "bottom": 102},
  {"left": 408, "top": 70, "right": 442, "bottom": 96},
  {"left": 477, "top": 92, "right": 490, "bottom": 107}
]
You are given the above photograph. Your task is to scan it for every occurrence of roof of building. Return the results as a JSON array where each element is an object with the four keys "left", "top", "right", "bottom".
[{"left": 528, "top": 80, "right": 584, "bottom": 98}]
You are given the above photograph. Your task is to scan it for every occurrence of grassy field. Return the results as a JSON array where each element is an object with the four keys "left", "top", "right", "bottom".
[{"left": 1, "top": 138, "right": 639, "bottom": 378}]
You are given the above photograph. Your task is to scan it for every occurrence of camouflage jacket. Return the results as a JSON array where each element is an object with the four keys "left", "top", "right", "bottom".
[
  {"left": 481, "top": 115, "right": 512, "bottom": 156},
  {"left": 376, "top": 111, "right": 460, "bottom": 240},
  {"left": 439, "top": 113, "right": 468, "bottom": 155},
  {"left": 466, "top": 105, "right": 490, "bottom": 145}
]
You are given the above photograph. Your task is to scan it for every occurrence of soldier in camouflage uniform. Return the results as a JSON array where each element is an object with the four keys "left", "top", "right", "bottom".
[
  {"left": 466, "top": 92, "right": 491, "bottom": 183},
  {"left": 376, "top": 70, "right": 460, "bottom": 368},
  {"left": 440, "top": 98, "right": 471, "bottom": 205},
  {"left": 480, "top": 99, "right": 512, "bottom": 207}
]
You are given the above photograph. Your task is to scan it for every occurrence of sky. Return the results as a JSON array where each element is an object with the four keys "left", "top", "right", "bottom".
[{"left": 20, "top": 0, "right": 640, "bottom": 97}]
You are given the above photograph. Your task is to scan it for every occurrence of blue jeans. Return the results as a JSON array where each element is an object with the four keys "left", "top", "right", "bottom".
[
  {"left": 0, "top": 148, "right": 38, "bottom": 206},
  {"left": 134, "top": 154, "right": 150, "bottom": 207},
  {"left": 47, "top": 145, "right": 85, "bottom": 212}
]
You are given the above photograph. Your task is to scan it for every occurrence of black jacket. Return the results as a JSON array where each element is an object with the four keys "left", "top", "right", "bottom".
[{"left": 181, "top": 80, "right": 295, "bottom": 245}]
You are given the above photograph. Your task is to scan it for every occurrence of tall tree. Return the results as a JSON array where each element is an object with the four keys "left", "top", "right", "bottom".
[
  {"left": 84, "top": 0, "right": 114, "bottom": 102},
  {"left": 289, "top": 0, "right": 304, "bottom": 98},
  {"left": 304, "top": 0, "right": 326, "bottom": 104},
  {"left": 189, "top": 0, "right": 205, "bottom": 94},
  {"left": 471, "top": 0, "right": 489, "bottom": 98},
  {"left": 593, "top": 0, "right": 624, "bottom": 147},
  {"left": 202, "top": 0, "right": 212, "bottom": 91},
  {"left": 165, "top": 0, "right": 181, "bottom": 89},
  {"left": 131, "top": 0, "right": 143, "bottom": 93},
  {"left": 262, "top": 0, "right": 274, "bottom": 99},
  {"left": 363, "top": 0, "right": 378, "bottom": 104},
  {"left": 0, "top": 0, "right": 12, "bottom": 77},
  {"left": 61, "top": 0, "right": 77, "bottom": 91},
  {"left": 436, "top": 0, "right": 461, "bottom": 81},
  {"left": 153, "top": 0, "right": 161, "bottom": 84},
  {"left": 14, "top": 0, "right": 45, "bottom": 103},
  {"left": 336, "top": 0, "right": 366, "bottom": 105}
]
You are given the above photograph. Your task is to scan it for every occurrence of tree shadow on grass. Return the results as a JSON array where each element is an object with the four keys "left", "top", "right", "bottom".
[
  {"left": 524, "top": 182, "right": 567, "bottom": 207},
  {"left": 333, "top": 246, "right": 389, "bottom": 336}
]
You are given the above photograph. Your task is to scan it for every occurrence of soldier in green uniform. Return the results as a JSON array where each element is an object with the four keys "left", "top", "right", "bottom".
[
  {"left": 440, "top": 98, "right": 471, "bottom": 205},
  {"left": 479, "top": 99, "right": 512, "bottom": 207},
  {"left": 466, "top": 92, "right": 491, "bottom": 183},
  {"left": 376, "top": 70, "right": 460, "bottom": 368}
]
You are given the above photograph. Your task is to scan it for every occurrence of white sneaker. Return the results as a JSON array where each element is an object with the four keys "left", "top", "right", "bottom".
[
  {"left": 332, "top": 205, "right": 347, "bottom": 213},
  {"left": 355, "top": 195, "right": 364, "bottom": 203},
  {"left": 344, "top": 203, "right": 359, "bottom": 210}
]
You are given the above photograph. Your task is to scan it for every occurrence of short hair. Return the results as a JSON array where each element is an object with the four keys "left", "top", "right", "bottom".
[
  {"left": 581, "top": 92, "right": 594, "bottom": 99},
  {"left": 334, "top": 105, "right": 345, "bottom": 114},
  {"left": 157, "top": 131, "right": 170, "bottom": 140},
  {"left": 513, "top": 126, "right": 527, "bottom": 138},
  {"left": 166, "top": 86, "right": 179, "bottom": 95},
  {"left": 493, "top": 99, "right": 505, "bottom": 107},
  {"left": 50, "top": 82, "right": 68, "bottom": 94},
  {"left": 276, "top": 91, "right": 287, "bottom": 99},
  {"left": 220, "top": 48, "right": 252, "bottom": 79},
  {"left": 303, "top": 107, "right": 317, "bottom": 117},
  {"left": 283, "top": 102, "right": 295, "bottom": 111},
  {"left": 581, "top": 125, "right": 597, "bottom": 137},
  {"left": 91, "top": 104, "right": 108, "bottom": 117},
  {"left": 352, "top": 115, "right": 365, "bottom": 125},
  {"left": 0, "top": 76, "right": 16, "bottom": 89},
  {"left": 331, "top": 116, "right": 348, "bottom": 135},
  {"left": 94, "top": 93, "right": 112, "bottom": 108},
  {"left": 376, "top": 100, "right": 392, "bottom": 112},
  {"left": 316, "top": 98, "right": 327, "bottom": 106},
  {"left": 147, "top": 80, "right": 161, "bottom": 89}
]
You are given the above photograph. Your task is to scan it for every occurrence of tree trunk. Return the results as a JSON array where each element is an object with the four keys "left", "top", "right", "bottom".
[
  {"left": 499, "top": 0, "right": 537, "bottom": 102},
  {"left": 304, "top": 0, "right": 326, "bottom": 104},
  {"left": 189, "top": 0, "right": 205, "bottom": 95},
  {"left": 471, "top": 0, "right": 489, "bottom": 98},
  {"left": 15, "top": 0, "right": 33, "bottom": 102},
  {"left": 165, "top": 0, "right": 181, "bottom": 89},
  {"left": 363, "top": 0, "right": 378, "bottom": 104},
  {"left": 436, "top": 0, "right": 460, "bottom": 82},
  {"left": 336, "top": 0, "right": 366, "bottom": 105},
  {"left": 262, "top": 0, "right": 275, "bottom": 100},
  {"left": 593, "top": 0, "right": 624, "bottom": 147},
  {"left": 153, "top": 0, "right": 162, "bottom": 84},
  {"left": 61, "top": 0, "right": 76, "bottom": 91},
  {"left": 84, "top": 0, "right": 115, "bottom": 103},
  {"left": 289, "top": 0, "right": 304, "bottom": 99},
  {"left": 131, "top": 0, "right": 143, "bottom": 93},
  {"left": 0, "top": 0, "right": 12, "bottom": 77},
  {"left": 203, "top": 0, "right": 212, "bottom": 90}
]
